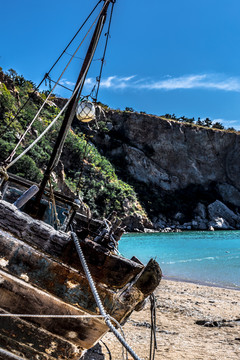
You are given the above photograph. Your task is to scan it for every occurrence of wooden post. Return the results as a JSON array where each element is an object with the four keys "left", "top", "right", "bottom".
[{"left": 13, "top": 185, "right": 39, "bottom": 209}]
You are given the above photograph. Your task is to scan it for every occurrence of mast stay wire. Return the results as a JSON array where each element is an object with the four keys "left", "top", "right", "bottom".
[
  {"left": 0, "top": 0, "right": 102, "bottom": 146},
  {"left": 65, "top": 51, "right": 103, "bottom": 62},
  {"left": 3, "top": 2, "right": 109, "bottom": 169},
  {"left": 47, "top": 4, "right": 108, "bottom": 177},
  {"left": 5, "top": 1, "right": 111, "bottom": 171},
  {"left": 45, "top": 77, "right": 73, "bottom": 92},
  {"left": 94, "top": 0, "right": 116, "bottom": 102}
]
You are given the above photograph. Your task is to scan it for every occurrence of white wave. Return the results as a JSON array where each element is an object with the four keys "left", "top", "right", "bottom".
[{"left": 162, "top": 256, "right": 216, "bottom": 265}]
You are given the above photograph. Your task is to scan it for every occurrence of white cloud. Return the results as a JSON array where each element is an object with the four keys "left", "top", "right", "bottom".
[
  {"left": 212, "top": 118, "right": 240, "bottom": 130},
  {"left": 59, "top": 78, "right": 75, "bottom": 87},
  {"left": 85, "top": 75, "right": 136, "bottom": 89},
  {"left": 84, "top": 73, "right": 240, "bottom": 92}
]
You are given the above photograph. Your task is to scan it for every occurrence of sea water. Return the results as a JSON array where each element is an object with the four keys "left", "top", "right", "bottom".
[{"left": 119, "top": 231, "right": 240, "bottom": 289}]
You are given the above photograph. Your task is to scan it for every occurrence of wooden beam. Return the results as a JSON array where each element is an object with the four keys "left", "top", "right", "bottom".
[
  {"left": 0, "top": 347, "right": 25, "bottom": 360},
  {"left": 0, "top": 308, "right": 81, "bottom": 360},
  {"left": 0, "top": 231, "right": 115, "bottom": 314},
  {"left": 0, "top": 200, "right": 143, "bottom": 288},
  {"left": 0, "top": 269, "right": 108, "bottom": 349}
]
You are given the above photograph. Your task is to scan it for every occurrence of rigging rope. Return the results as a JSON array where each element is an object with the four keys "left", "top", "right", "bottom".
[
  {"left": 70, "top": 229, "right": 143, "bottom": 360},
  {"left": 94, "top": 0, "right": 116, "bottom": 102},
  {"left": 100, "top": 340, "right": 112, "bottom": 360},
  {"left": 0, "top": 314, "right": 105, "bottom": 319},
  {"left": 48, "top": 178, "right": 60, "bottom": 229},
  {"left": 76, "top": 139, "right": 89, "bottom": 198},
  {"left": 0, "top": 0, "right": 102, "bottom": 141},
  {"left": 149, "top": 294, "right": 157, "bottom": 360},
  {"left": 4, "top": 1, "right": 110, "bottom": 171},
  {"left": 46, "top": 76, "right": 73, "bottom": 92},
  {"left": 65, "top": 51, "right": 102, "bottom": 62}
]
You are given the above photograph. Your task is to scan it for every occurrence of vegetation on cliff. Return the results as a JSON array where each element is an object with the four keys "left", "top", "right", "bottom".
[
  {"left": 2, "top": 67, "right": 239, "bottom": 231},
  {"left": 0, "top": 68, "right": 145, "bottom": 220}
]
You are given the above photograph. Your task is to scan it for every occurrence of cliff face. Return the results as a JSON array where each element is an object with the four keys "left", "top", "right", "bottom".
[
  {"left": 107, "top": 111, "right": 239, "bottom": 190},
  {"left": 77, "top": 110, "right": 240, "bottom": 227}
]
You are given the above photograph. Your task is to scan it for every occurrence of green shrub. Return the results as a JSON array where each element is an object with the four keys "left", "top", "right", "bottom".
[{"left": 0, "top": 69, "right": 145, "bottom": 220}]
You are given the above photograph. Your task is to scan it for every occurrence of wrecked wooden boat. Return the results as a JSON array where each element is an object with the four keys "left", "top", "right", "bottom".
[
  {"left": 0, "top": 1, "right": 162, "bottom": 359},
  {"left": 0, "top": 196, "right": 161, "bottom": 360}
]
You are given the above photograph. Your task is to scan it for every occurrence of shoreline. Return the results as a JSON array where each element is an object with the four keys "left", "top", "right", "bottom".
[
  {"left": 102, "top": 279, "right": 240, "bottom": 359},
  {"left": 163, "top": 275, "right": 240, "bottom": 291},
  {"left": 121, "top": 230, "right": 240, "bottom": 294},
  {"left": 126, "top": 229, "right": 240, "bottom": 234}
]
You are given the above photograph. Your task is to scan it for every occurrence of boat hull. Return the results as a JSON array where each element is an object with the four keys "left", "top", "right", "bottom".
[{"left": 0, "top": 200, "right": 162, "bottom": 359}]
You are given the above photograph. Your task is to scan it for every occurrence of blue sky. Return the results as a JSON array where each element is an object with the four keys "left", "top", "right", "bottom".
[{"left": 1, "top": 0, "right": 240, "bottom": 129}]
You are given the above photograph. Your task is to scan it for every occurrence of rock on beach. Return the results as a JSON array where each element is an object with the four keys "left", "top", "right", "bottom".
[{"left": 100, "top": 280, "right": 240, "bottom": 359}]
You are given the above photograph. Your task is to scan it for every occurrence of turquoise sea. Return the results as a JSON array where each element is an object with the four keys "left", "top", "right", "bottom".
[{"left": 119, "top": 231, "right": 240, "bottom": 290}]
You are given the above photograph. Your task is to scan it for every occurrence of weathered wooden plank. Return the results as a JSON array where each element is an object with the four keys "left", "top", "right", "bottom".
[
  {"left": 0, "top": 308, "right": 82, "bottom": 360},
  {"left": 134, "top": 258, "right": 162, "bottom": 297},
  {"left": 0, "top": 231, "right": 115, "bottom": 314},
  {"left": 0, "top": 269, "right": 108, "bottom": 349},
  {"left": 0, "top": 347, "right": 25, "bottom": 360},
  {"left": 0, "top": 230, "right": 161, "bottom": 325},
  {"left": 0, "top": 334, "right": 56, "bottom": 360},
  {"left": 110, "top": 259, "right": 162, "bottom": 323},
  {"left": 0, "top": 200, "right": 143, "bottom": 288},
  {"left": 61, "top": 237, "right": 144, "bottom": 288},
  {"left": 7, "top": 173, "right": 75, "bottom": 206}
]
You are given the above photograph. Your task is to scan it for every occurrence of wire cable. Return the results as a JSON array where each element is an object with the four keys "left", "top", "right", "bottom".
[
  {"left": 0, "top": 0, "right": 102, "bottom": 148},
  {"left": 94, "top": 0, "right": 116, "bottom": 102},
  {"left": 4, "top": 1, "right": 110, "bottom": 169},
  {"left": 149, "top": 294, "right": 157, "bottom": 360},
  {"left": 71, "top": 230, "right": 143, "bottom": 360}
]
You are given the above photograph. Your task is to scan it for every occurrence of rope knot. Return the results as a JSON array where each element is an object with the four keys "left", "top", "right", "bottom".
[
  {"left": 0, "top": 166, "right": 9, "bottom": 181},
  {"left": 104, "top": 314, "right": 110, "bottom": 323}
]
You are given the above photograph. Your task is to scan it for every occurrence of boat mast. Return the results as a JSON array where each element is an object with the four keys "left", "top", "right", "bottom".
[{"left": 34, "top": 0, "right": 111, "bottom": 210}]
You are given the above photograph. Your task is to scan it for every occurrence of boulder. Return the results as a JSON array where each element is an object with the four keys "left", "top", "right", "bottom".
[
  {"left": 194, "top": 203, "right": 207, "bottom": 219},
  {"left": 198, "top": 220, "right": 208, "bottom": 230},
  {"left": 208, "top": 200, "right": 240, "bottom": 228},
  {"left": 121, "top": 213, "right": 153, "bottom": 232},
  {"left": 217, "top": 183, "right": 240, "bottom": 207},
  {"left": 174, "top": 212, "right": 185, "bottom": 222},
  {"left": 154, "top": 220, "right": 166, "bottom": 229},
  {"left": 191, "top": 220, "right": 198, "bottom": 229},
  {"left": 208, "top": 217, "right": 233, "bottom": 230},
  {"left": 153, "top": 214, "right": 167, "bottom": 229},
  {"left": 162, "top": 227, "right": 172, "bottom": 233},
  {"left": 192, "top": 216, "right": 208, "bottom": 230}
]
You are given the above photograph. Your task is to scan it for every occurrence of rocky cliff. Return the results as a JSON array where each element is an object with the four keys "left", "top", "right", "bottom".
[{"left": 75, "top": 109, "right": 240, "bottom": 231}]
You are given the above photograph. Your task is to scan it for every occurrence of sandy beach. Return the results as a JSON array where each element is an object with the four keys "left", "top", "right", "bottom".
[{"left": 101, "top": 279, "right": 240, "bottom": 360}]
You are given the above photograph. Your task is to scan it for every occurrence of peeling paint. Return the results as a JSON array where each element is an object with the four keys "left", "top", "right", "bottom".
[
  {"left": 20, "top": 273, "right": 29, "bottom": 282},
  {"left": 66, "top": 280, "right": 79, "bottom": 289},
  {"left": 45, "top": 341, "right": 57, "bottom": 354},
  {"left": 68, "top": 331, "right": 78, "bottom": 339},
  {"left": 0, "top": 257, "right": 9, "bottom": 268}
]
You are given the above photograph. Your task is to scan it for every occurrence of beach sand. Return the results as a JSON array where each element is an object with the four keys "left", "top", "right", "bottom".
[{"left": 101, "top": 279, "right": 240, "bottom": 359}]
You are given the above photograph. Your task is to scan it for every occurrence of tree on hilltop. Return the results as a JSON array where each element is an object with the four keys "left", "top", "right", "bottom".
[
  {"left": 212, "top": 122, "right": 224, "bottom": 130},
  {"left": 203, "top": 118, "right": 212, "bottom": 127}
]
